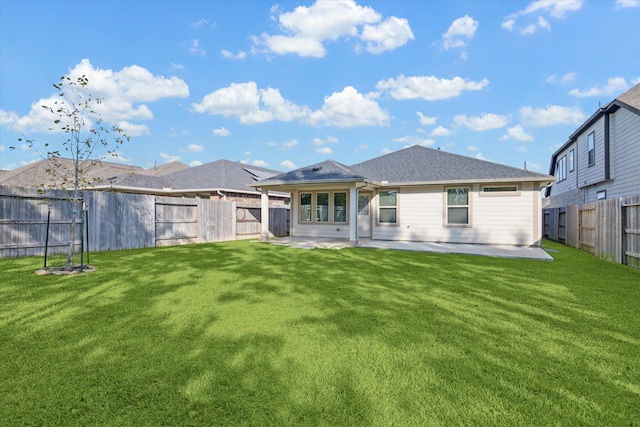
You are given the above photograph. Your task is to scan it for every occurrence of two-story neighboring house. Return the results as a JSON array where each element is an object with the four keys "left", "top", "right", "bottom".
[{"left": 545, "top": 83, "right": 640, "bottom": 208}]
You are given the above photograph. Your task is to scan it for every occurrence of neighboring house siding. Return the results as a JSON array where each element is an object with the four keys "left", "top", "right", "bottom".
[
  {"left": 578, "top": 118, "right": 606, "bottom": 189},
  {"left": 552, "top": 143, "right": 578, "bottom": 195},
  {"left": 370, "top": 183, "right": 538, "bottom": 246},
  {"left": 609, "top": 108, "right": 640, "bottom": 198}
]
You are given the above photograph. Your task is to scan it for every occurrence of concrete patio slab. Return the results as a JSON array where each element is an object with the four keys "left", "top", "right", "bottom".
[{"left": 265, "top": 237, "right": 554, "bottom": 261}]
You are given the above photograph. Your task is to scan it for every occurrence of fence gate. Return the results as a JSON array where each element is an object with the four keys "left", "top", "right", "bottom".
[
  {"left": 579, "top": 203, "right": 596, "bottom": 255},
  {"left": 155, "top": 198, "right": 198, "bottom": 246},
  {"left": 557, "top": 208, "right": 566, "bottom": 244},
  {"left": 235, "top": 204, "right": 261, "bottom": 238}
]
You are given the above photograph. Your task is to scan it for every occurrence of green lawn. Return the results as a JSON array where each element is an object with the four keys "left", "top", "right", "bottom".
[{"left": 1, "top": 240, "right": 639, "bottom": 426}]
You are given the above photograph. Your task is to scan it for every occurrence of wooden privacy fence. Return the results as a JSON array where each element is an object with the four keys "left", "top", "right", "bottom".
[
  {"left": 0, "top": 185, "right": 290, "bottom": 258},
  {"left": 543, "top": 195, "right": 640, "bottom": 268}
]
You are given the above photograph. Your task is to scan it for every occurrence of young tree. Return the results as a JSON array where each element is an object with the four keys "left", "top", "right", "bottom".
[{"left": 14, "top": 75, "right": 129, "bottom": 270}]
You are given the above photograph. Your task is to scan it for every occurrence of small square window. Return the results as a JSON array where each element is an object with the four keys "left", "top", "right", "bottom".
[{"left": 596, "top": 190, "right": 606, "bottom": 200}]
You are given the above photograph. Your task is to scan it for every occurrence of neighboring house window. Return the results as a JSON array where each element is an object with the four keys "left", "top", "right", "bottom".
[
  {"left": 300, "top": 193, "right": 312, "bottom": 222},
  {"left": 568, "top": 149, "right": 575, "bottom": 172},
  {"left": 588, "top": 132, "right": 595, "bottom": 166},
  {"left": 333, "top": 192, "right": 347, "bottom": 223},
  {"left": 378, "top": 190, "right": 397, "bottom": 224},
  {"left": 447, "top": 188, "right": 469, "bottom": 225},
  {"left": 556, "top": 156, "right": 566, "bottom": 182},
  {"left": 596, "top": 190, "right": 606, "bottom": 200},
  {"left": 316, "top": 193, "right": 329, "bottom": 222}
]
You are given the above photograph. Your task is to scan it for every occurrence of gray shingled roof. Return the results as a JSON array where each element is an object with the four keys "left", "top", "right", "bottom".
[
  {"left": 103, "top": 159, "right": 282, "bottom": 193},
  {"left": 0, "top": 158, "right": 142, "bottom": 189},
  {"left": 257, "top": 145, "right": 552, "bottom": 187},
  {"left": 259, "top": 160, "right": 365, "bottom": 185},
  {"left": 617, "top": 82, "right": 640, "bottom": 111},
  {"left": 138, "top": 161, "right": 189, "bottom": 176}
]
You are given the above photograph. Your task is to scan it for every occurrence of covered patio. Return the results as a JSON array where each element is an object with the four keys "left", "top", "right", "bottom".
[{"left": 263, "top": 237, "right": 554, "bottom": 261}]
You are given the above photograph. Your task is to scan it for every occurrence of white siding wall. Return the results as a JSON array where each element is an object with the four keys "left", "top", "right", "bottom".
[{"left": 371, "top": 183, "right": 539, "bottom": 246}]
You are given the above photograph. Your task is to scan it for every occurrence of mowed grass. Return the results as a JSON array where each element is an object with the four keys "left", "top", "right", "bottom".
[{"left": 1, "top": 240, "right": 639, "bottom": 426}]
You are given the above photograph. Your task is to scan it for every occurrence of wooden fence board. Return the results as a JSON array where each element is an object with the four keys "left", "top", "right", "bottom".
[
  {"left": 622, "top": 196, "right": 640, "bottom": 269},
  {"left": 1, "top": 186, "right": 289, "bottom": 258}
]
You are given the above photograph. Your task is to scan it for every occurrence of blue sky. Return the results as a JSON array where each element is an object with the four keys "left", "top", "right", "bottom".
[{"left": 1, "top": 0, "right": 639, "bottom": 174}]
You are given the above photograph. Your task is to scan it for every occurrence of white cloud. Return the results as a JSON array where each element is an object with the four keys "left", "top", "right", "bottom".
[
  {"left": 213, "top": 127, "right": 231, "bottom": 137},
  {"left": 360, "top": 16, "right": 414, "bottom": 54},
  {"left": 308, "top": 86, "right": 390, "bottom": 128},
  {"left": 313, "top": 136, "right": 339, "bottom": 146},
  {"left": 190, "top": 160, "right": 203, "bottom": 167},
  {"left": 186, "top": 144, "right": 204, "bottom": 152},
  {"left": 547, "top": 72, "right": 577, "bottom": 83},
  {"left": 191, "top": 19, "right": 214, "bottom": 29},
  {"left": 430, "top": 126, "right": 453, "bottom": 137},
  {"left": 280, "top": 139, "right": 299, "bottom": 150},
  {"left": 255, "top": 0, "right": 411, "bottom": 57},
  {"left": 520, "top": 16, "right": 551, "bottom": 35},
  {"left": 1, "top": 59, "right": 189, "bottom": 134},
  {"left": 442, "top": 15, "right": 478, "bottom": 49},
  {"left": 502, "top": 0, "right": 584, "bottom": 34},
  {"left": 100, "top": 152, "right": 132, "bottom": 164},
  {"left": 475, "top": 152, "right": 488, "bottom": 161},
  {"left": 376, "top": 75, "right": 489, "bottom": 100},
  {"left": 393, "top": 136, "right": 435, "bottom": 147},
  {"left": 189, "top": 39, "right": 207, "bottom": 56},
  {"left": 416, "top": 112, "right": 437, "bottom": 125},
  {"left": 569, "top": 77, "right": 630, "bottom": 98},
  {"left": 221, "top": 49, "right": 247, "bottom": 59},
  {"left": 160, "top": 153, "right": 181, "bottom": 163},
  {"left": 316, "top": 146, "right": 333, "bottom": 155},
  {"left": 280, "top": 160, "right": 297, "bottom": 169},
  {"left": 192, "top": 81, "right": 309, "bottom": 125},
  {"left": 252, "top": 160, "right": 269, "bottom": 168},
  {"left": 453, "top": 113, "right": 510, "bottom": 131},
  {"left": 500, "top": 125, "right": 534, "bottom": 142},
  {"left": 354, "top": 144, "right": 368, "bottom": 153},
  {"left": 615, "top": 0, "right": 640, "bottom": 8},
  {"left": 117, "top": 121, "right": 150, "bottom": 136},
  {"left": 520, "top": 105, "right": 585, "bottom": 126},
  {"left": 468, "top": 145, "right": 479, "bottom": 152}
]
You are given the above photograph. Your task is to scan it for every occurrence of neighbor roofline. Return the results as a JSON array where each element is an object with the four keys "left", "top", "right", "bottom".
[{"left": 92, "top": 184, "right": 289, "bottom": 197}]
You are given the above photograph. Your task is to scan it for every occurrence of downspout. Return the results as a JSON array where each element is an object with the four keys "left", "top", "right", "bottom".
[
  {"left": 604, "top": 112, "right": 611, "bottom": 180},
  {"left": 216, "top": 190, "right": 227, "bottom": 200}
]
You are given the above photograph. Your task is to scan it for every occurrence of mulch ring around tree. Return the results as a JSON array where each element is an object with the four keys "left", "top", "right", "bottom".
[{"left": 34, "top": 265, "right": 96, "bottom": 276}]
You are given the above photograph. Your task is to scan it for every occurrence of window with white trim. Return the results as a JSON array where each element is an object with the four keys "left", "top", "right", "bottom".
[
  {"left": 447, "top": 187, "right": 469, "bottom": 225},
  {"left": 568, "top": 149, "right": 575, "bottom": 172},
  {"left": 299, "top": 193, "right": 312, "bottom": 222},
  {"left": 299, "top": 191, "right": 349, "bottom": 224},
  {"left": 333, "top": 192, "right": 347, "bottom": 223},
  {"left": 482, "top": 186, "right": 518, "bottom": 193},
  {"left": 556, "top": 156, "right": 567, "bottom": 182},
  {"left": 316, "top": 193, "right": 329, "bottom": 222},
  {"left": 378, "top": 190, "right": 397, "bottom": 224}
]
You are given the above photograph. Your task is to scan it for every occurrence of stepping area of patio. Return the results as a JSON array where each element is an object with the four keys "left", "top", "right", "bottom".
[{"left": 265, "top": 237, "right": 554, "bottom": 261}]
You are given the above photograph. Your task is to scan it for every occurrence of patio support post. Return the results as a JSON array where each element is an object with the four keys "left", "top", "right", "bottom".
[
  {"left": 260, "top": 188, "right": 270, "bottom": 242},
  {"left": 349, "top": 186, "right": 357, "bottom": 242}
]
